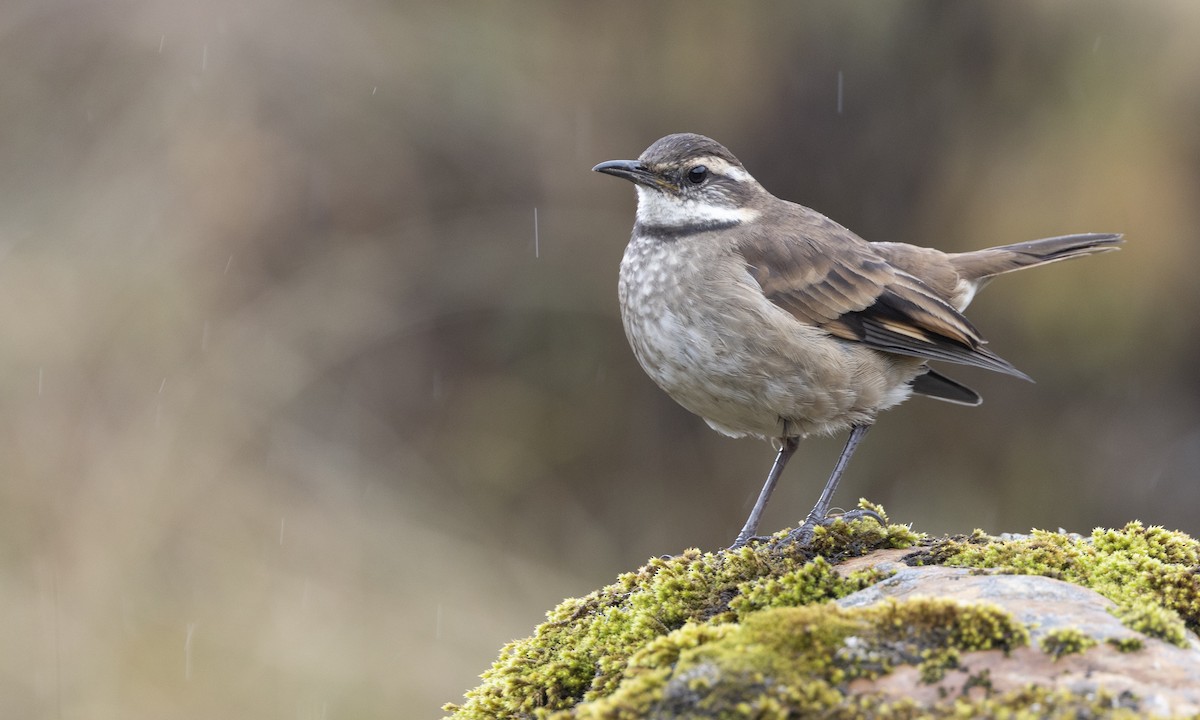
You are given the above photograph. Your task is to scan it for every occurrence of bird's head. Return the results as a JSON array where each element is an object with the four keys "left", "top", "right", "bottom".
[{"left": 593, "top": 133, "right": 767, "bottom": 232}]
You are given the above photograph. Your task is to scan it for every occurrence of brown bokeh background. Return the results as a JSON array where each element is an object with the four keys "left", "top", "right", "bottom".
[{"left": 3, "top": 1, "right": 1199, "bottom": 716}]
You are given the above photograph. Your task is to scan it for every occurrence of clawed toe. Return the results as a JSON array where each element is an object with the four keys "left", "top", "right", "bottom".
[
  {"left": 835, "top": 507, "right": 885, "bottom": 526},
  {"left": 777, "top": 508, "right": 886, "bottom": 547},
  {"left": 726, "top": 534, "right": 773, "bottom": 550}
]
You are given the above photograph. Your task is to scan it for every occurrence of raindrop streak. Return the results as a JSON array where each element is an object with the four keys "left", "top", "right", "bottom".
[
  {"left": 279, "top": 517, "right": 286, "bottom": 546},
  {"left": 53, "top": 566, "right": 62, "bottom": 720},
  {"left": 436, "top": 603, "right": 443, "bottom": 640},
  {"left": 534, "top": 207, "right": 540, "bottom": 258},
  {"left": 837, "top": 71, "right": 844, "bottom": 115},
  {"left": 372, "top": 86, "right": 378, "bottom": 96},
  {"left": 156, "top": 378, "right": 166, "bottom": 427},
  {"left": 38, "top": 367, "right": 43, "bottom": 396},
  {"left": 184, "top": 622, "right": 196, "bottom": 680},
  {"left": 201, "top": 44, "right": 208, "bottom": 71},
  {"left": 201, "top": 321, "right": 210, "bottom": 351},
  {"left": 158, "top": 35, "right": 164, "bottom": 53},
  {"left": 224, "top": 255, "right": 233, "bottom": 274}
]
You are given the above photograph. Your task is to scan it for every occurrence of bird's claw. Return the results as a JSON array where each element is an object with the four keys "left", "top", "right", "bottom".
[
  {"left": 726, "top": 534, "right": 774, "bottom": 550},
  {"left": 778, "top": 508, "right": 886, "bottom": 547},
  {"left": 834, "top": 507, "right": 886, "bottom": 526}
]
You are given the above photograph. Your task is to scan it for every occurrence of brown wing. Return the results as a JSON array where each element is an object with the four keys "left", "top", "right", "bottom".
[{"left": 736, "top": 219, "right": 1029, "bottom": 380}]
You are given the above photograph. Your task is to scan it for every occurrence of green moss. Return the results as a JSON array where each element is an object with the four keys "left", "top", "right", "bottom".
[
  {"left": 445, "top": 509, "right": 1199, "bottom": 719},
  {"left": 916, "top": 647, "right": 960, "bottom": 683},
  {"left": 908, "top": 522, "right": 1200, "bottom": 647},
  {"left": 571, "top": 598, "right": 1027, "bottom": 718},
  {"left": 1107, "top": 636, "right": 1145, "bottom": 653},
  {"left": 443, "top": 505, "right": 916, "bottom": 719},
  {"left": 1040, "top": 627, "right": 1098, "bottom": 660},
  {"left": 729, "top": 556, "right": 889, "bottom": 618}
]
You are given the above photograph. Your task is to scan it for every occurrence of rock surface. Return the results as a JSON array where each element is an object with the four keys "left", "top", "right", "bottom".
[
  {"left": 443, "top": 513, "right": 1200, "bottom": 719},
  {"left": 837, "top": 549, "right": 1200, "bottom": 716}
]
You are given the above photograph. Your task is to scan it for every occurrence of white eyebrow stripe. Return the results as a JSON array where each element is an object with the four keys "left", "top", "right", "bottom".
[
  {"left": 645, "top": 155, "right": 755, "bottom": 184},
  {"left": 688, "top": 156, "right": 753, "bottom": 183},
  {"left": 722, "top": 165, "right": 752, "bottom": 182}
]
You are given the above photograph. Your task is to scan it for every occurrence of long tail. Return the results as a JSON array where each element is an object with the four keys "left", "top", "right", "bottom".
[
  {"left": 949, "top": 232, "right": 1123, "bottom": 282},
  {"left": 909, "top": 231, "right": 1121, "bottom": 406}
]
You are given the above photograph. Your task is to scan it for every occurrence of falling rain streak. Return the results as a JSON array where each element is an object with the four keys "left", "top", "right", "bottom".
[
  {"left": 185, "top": 622, "right": 196, "bottom": 680},
  {"left": 533, "top": 207, "right": 540, "bottom": 258},
  {"left": 156, "top": 378, "right": 166, "bottom": 427},
  {"left": 837, "top": 71, "right": 844, "bottom": 114}
]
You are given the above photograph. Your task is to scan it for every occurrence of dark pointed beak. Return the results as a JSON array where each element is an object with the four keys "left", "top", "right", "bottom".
[{"left": 592, "top": 159, "right": 661, "bottom": 189}]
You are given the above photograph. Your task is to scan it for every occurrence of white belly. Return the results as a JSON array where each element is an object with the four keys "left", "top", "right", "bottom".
[{"left": 618, "top": 236, "right": 922, "bottom": 440}]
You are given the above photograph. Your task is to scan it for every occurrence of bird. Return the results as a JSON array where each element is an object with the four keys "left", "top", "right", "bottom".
[{"left": 592, "top": 132, "right": 1121, "bottom": 549}]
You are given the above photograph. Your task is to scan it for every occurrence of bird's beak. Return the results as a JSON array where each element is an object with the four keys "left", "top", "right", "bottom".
[{"left": 592, "top": 159, "right": 666, "bottom": 189}]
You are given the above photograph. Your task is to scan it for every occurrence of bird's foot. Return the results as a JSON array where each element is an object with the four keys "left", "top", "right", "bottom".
[
  {"left": 726, "top": 533, "right": 774, "bottom": 551},
  {"left": 778, "top": 508, "right": 885, "bottom": 547}
]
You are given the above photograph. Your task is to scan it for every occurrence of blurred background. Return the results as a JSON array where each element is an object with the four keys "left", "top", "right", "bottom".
[{"left": 2, "top": 0, "right": 1198, "bottom": 716}]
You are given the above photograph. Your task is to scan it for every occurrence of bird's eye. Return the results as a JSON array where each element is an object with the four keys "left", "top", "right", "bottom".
[{"left": 686, "top": 165, "right": 708, "bottom": 184}]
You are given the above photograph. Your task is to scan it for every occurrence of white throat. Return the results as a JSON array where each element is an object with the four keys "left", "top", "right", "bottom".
[{"left": 635, "top": 186, "right": 760, "bottom": 227}]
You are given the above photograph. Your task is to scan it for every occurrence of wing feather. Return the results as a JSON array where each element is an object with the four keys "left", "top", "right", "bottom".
[{"left": 736, "top": 220, "right": 1029, "bottom": 380}]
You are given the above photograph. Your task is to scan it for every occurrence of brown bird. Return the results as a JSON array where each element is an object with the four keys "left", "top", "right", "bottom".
[{"left": 593, "top": 132, "right": 1121, "bottom": 548}]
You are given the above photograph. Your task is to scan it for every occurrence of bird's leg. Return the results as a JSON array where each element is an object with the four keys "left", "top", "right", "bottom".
[
  {"left": 805, "top": 423, "right": 871, "bottom": 524},
  {"left": 784, "top": 423, "right": 874, "bottom": 545},
  {"left": 729, "top": 435, "right": 800, "bottom": 549}
]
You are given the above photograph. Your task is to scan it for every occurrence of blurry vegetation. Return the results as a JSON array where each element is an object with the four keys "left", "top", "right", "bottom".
[{"left": 1, "top": 0, "right": 1199, "bottom": 716}]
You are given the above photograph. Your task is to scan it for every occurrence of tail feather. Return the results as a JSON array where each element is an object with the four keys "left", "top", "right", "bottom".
[
  {"left": 911, "top": 368, "right": 982, "bottom": 406},
  {"left": 950, "top": 233, "right": 1123, "bottom": 282}
]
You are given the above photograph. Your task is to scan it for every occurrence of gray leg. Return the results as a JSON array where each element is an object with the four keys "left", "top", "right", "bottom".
[
  {"left": 785, "top": 424, "right": 873, "bottom": 545},
  {"left": 730, "top": 436, "right": 799, "bottom": 548}
]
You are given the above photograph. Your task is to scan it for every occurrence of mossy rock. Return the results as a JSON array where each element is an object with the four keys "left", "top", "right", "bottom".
[{"left": 444, "top": 502, "right": 1200, "bottom": 719}]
